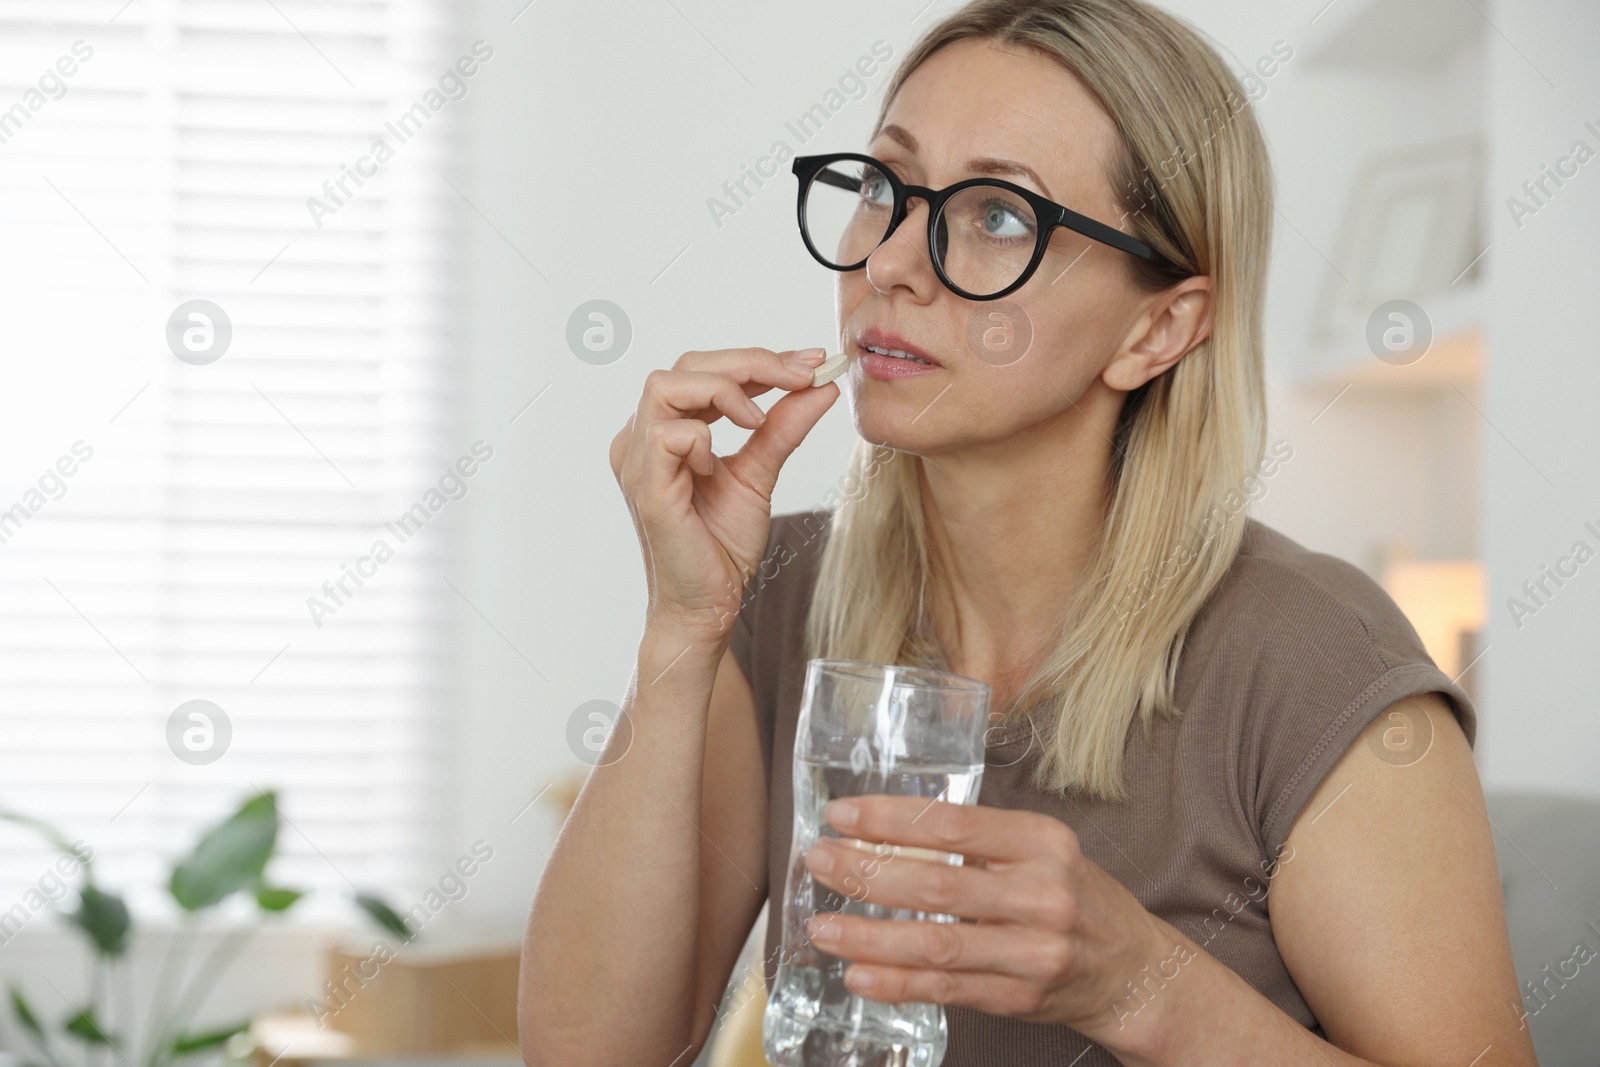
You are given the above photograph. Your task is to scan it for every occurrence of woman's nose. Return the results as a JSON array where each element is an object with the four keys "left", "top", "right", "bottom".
[{"left": 862, "top": 197, "right": 940, "bottom": 298}]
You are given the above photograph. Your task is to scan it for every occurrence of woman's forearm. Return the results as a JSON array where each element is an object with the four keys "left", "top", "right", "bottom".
[
  {"left": 1100, "top": 921, "right": 1376, "bottom": 1067},
  {"left": 519, "top": 624, "right": 725, "bottom": 1067}
]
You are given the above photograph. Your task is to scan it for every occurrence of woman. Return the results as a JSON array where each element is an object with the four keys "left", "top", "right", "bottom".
[{"left": 522, "top": 1, "right": 1536, "bottom": 1064}]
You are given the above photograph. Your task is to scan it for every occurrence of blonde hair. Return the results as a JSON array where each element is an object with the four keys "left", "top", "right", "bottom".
[{"left": 803, "top": 0, "right": 1272, "bottom": 801}]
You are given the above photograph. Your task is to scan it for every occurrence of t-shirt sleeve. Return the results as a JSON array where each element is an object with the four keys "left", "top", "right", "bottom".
[
  {"left": 725, "top": 513, "right": 800, "bottom": 692},
  {"left": 1241, "top": 553, "right": 1479, "bottom": 858},
  {"left": 723, "top": 510, "right": 828, "bottom": 780}
]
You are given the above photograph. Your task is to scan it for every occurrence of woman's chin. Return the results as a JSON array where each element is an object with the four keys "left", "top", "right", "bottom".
[{"left": 850, "top": 410, "right": 942, "bottom": 455}]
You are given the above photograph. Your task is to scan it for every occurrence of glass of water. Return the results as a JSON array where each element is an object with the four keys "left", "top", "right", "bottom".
[{"left": 763, "top": 658, "right": 991, "bottom": 1067}]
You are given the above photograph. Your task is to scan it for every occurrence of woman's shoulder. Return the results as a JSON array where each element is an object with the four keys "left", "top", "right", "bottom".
[
  {"left": 1189, "top": 518, "right": 1436, "bottom": 675},
  {"left": 1180, "top": 518, "right": 1478, "bottom": 853}
]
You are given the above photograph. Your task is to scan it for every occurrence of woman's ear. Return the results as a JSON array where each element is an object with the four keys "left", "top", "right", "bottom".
[{"left": 1102, "top": 275, "right": 1212, "bottom": 392}]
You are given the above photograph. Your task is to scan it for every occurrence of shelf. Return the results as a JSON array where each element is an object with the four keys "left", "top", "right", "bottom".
[{"left": 1297, "top": 278, "right": 1484, "bottom": 392}]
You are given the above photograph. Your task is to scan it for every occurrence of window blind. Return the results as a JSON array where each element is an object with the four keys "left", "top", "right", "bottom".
[{"left": 0, "top": 0, "right": 470, "bottom": 918}]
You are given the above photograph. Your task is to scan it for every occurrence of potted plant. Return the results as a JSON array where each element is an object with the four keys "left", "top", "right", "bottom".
[{"left": 1, "top": 790, "right": 411, "bottom": 1067}]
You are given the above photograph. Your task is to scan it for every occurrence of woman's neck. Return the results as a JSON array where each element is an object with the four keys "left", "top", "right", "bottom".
[{"left": 918, "top": 394, "right": 1116, "bottom": 705}]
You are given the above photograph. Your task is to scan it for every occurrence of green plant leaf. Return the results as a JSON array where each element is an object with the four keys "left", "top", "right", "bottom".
[
  {"left": 69, "top": 885, "right": 130, "bottom": 957},
  {"left": 254, "top": 886, "right": 303, "bottom": 912},
  {"left": 353, "top": 892, "right": 414, "bottom": 942},
  {"left": 64, "top": 1007, "right": 112, "bottom": 1045},
  {"left": 168, "top": 792, "right": 280, "bottom": 912},
  {"left": 9, "top": 985, "right": 44, "bottom": 1037},
  {"left": 169, "top": 1021, "right": 249, "bottom": 1056}
]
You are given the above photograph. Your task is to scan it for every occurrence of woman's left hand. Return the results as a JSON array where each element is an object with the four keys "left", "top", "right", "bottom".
[{"left": 802, "top": 795, "right": 1184, "bottom": 1038}]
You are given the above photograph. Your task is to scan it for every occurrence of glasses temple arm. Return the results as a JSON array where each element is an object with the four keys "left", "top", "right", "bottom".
[{"left": 1059, "top": 205, "right": 1166, "bottom": 263}]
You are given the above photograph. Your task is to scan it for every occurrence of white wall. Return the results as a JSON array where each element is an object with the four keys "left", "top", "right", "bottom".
[{"left": 1479, "top": 0, "right": 1600, "bottom": 795}]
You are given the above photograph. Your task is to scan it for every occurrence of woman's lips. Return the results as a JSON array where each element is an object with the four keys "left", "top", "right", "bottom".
[
  {"left": 858, "top": 329, "right": 939, "bottom": 366},
  {"left": 859, "top": 344, "right": 941, "bottom": 380}
]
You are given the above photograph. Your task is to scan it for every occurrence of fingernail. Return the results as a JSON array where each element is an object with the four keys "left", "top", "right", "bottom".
[
  {"left": 807, "top": 915, "right": 840, "bottom": 942},
  {"left": 826, "top": 798, "right": 859, "bottom": 829},
  {"left": 783, "top": 349, "right": 826, "bottom": 374},
  {"left": 806, "top": 843, "right": 835, "bottom": 874}
]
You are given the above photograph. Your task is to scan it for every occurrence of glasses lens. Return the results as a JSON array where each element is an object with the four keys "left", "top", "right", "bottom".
[
  {"left": 934, "top": 183, "right": 1039, "bottom": 297},
  {"left": 802, "top": 159, "right": 894, "bottom": 268}
]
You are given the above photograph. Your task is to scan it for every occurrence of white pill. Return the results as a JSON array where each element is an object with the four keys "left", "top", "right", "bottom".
[{"left": 810, "top": 351, "right": 849, "bottom": 387}]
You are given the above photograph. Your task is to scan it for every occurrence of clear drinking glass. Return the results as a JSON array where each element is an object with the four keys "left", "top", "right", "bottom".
[{"left": 762, "top": 658, "right": 992, "bottom": 1067}]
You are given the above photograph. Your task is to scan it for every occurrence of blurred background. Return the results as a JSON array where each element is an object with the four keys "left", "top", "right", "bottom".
[{"left": 0, "top": 0, "right": 1596, "bottom": 1065}]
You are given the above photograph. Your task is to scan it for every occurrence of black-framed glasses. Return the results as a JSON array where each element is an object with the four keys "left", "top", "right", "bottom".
[{"left": 792, "top": 151, "right": 1180, "bottom": 300}]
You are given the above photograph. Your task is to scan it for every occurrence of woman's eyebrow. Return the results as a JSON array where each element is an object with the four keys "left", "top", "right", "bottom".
[
  {"left": 966, "top": 156, "right": 1053, "bottom": 198},
  {"left": 876, "top": 123, "right": 1054, "bottom": 198}
]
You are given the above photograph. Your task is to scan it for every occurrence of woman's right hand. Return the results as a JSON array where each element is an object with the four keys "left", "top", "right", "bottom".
[{"left": 609, "top": 346, "right": 840, "bottom": 643}]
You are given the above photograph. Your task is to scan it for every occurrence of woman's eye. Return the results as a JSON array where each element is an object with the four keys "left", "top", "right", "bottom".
[
  {"left": 861, "top": 175, "right": 892, "bottom": 205},
  {"left": 981, "top": 200, "right": 1031, "bottom": 237}
]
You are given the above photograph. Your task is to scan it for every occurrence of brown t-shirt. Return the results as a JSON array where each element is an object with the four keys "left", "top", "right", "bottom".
[{"left": 728, "top": 509, "right": 1477, "bottom": 1066}]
